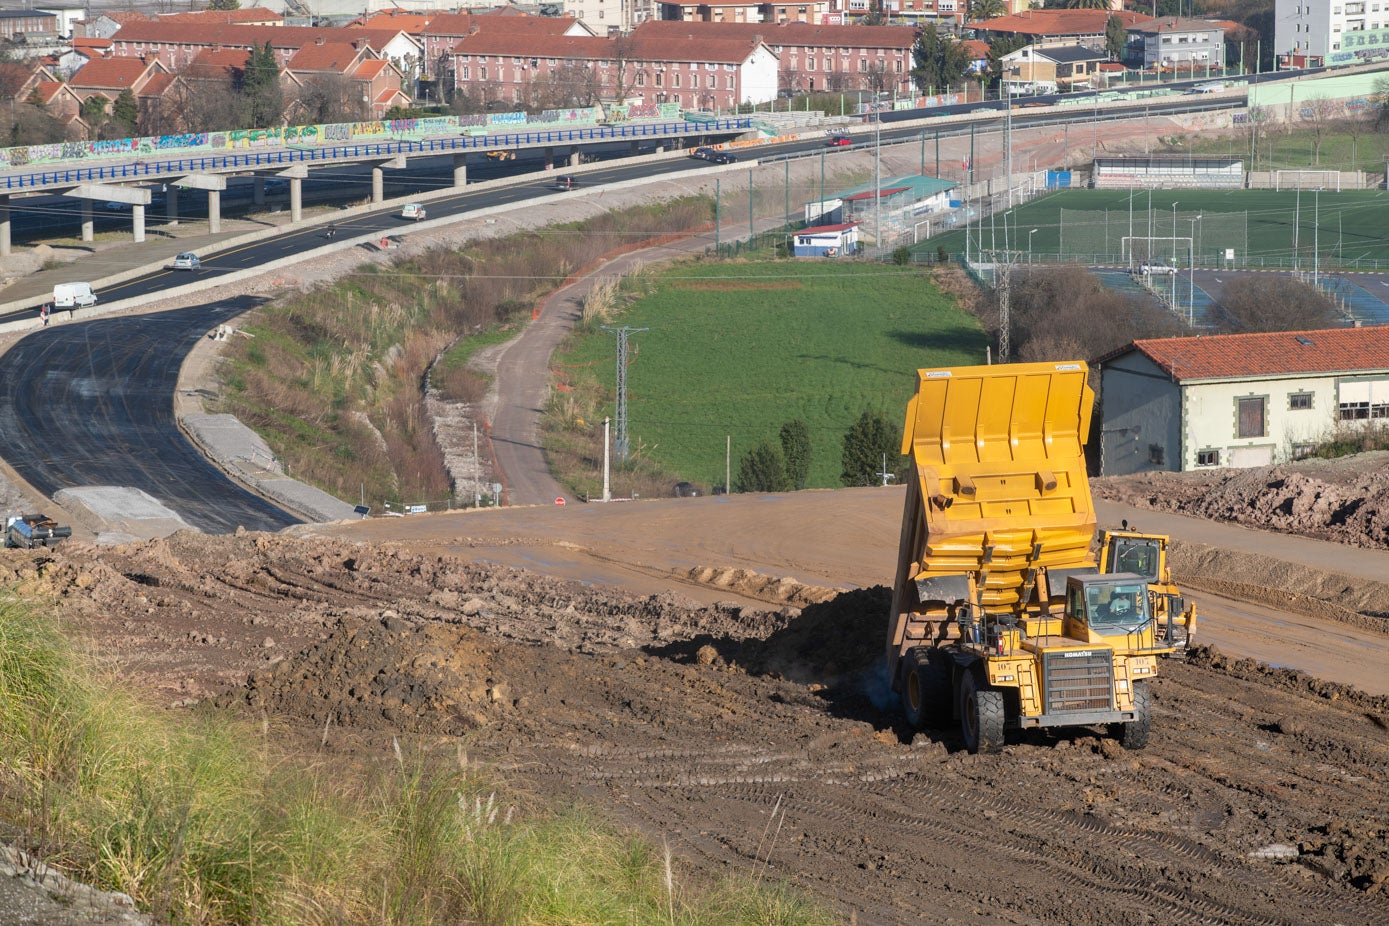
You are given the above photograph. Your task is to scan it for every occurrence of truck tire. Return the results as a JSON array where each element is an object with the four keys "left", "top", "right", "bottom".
[
  {"left": 901, "top": 647, "right": 950, "bottom": 729},
  {"left": 959, "top": 670, "right": 1004, "bottom": 754},
  {"left": 1112, "top": 681, "right": 1152, "bottom": 750}
]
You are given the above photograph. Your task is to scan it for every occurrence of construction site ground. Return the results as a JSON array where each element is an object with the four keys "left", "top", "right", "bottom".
[{"left": 3, "top": 114, "right": 1388, "bottom": 923}]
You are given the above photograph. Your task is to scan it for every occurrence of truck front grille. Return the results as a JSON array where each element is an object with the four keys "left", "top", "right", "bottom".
[{"left": 1044, "top": 650, "right": 1114, "bottom": 714}]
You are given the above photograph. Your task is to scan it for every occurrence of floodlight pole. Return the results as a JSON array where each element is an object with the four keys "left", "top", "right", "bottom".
[{"left": 601, "top": 325, "right": 648, "bottom": 463}]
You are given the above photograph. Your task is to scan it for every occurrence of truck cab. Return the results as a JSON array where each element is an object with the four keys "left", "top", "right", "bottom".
[{"left": 1097, "top": 526, "right": 1195, "bottom": 651}]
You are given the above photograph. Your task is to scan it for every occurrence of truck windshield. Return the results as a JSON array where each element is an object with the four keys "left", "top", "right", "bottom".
[
  {"left": 1106, "top": 539, "right": 1159, "bottom": 582},
  {"left": 1086, "top": 582, "right": 1150, "bottom": 631}
]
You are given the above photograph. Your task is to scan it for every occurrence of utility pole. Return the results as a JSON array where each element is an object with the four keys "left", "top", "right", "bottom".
[
  {"left": 472, "top": 423, "right": 480, "bottom": 507},
  {"left": 602, "top": 417, "right": 611, "bottom": 502},
  {"left": 601, "top": 325, "right": 648, "bottom": 462}
]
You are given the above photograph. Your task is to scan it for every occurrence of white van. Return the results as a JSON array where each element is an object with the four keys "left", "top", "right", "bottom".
[{"left": 53, "top": 282, "right": 97, "bottom": 308}]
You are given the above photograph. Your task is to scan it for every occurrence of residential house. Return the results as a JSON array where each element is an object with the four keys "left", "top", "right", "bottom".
[
  {"left": 565, "top": 0, "right": 657, "bottom": 34},
  {"left": 634, "top": 21, "right": 918, "bottom": 95},
  {"left": 447, "top": 29, "right": 778, "bottom": 108},
  {"left": 998, "top": 44, "right": 1108, "bottom": 92},
  {"left": 29, "top": 78, "right": 87, "bottom": 132},
  {"left": 970, "top": 9, "right": 1152, "bottom": 52},
  {"left": 1097, "top": 327, "right": 1389, "bottom": 475},
  {"left": 0, "top": 9, "right": 59, "bottom": 41},
  {"left": 1275, "top": 0, "right": 1389, "bottom": 67},
  {"left": 283, "top": 40, "right": 410, "bottom": 119},
  {"left": 67, "top": 55, "right": 170, "bottom": 106},
  {"left": 74, "top": 11, "right": 150, "bottom": 41},
  {"left": 56, "top": 37, "right": 111, "bottom": 79},
  {"left": 761, "top": 1, "right": 836, "bottom": 26},
  {"left": 1128, "top": 18, "right": 1225, "bottom": 69},
  {"left": 960, "top": 38, "right": 990, "bottom": 75},
  {"left": 35, "top": 5, "right": 86, "bottom": 38},
  {"left": 657, "top": 1, "right": 765, "bottom": 23}
]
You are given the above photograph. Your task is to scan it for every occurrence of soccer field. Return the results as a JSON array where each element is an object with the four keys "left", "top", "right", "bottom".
[{"left": 921, "top": 189, "right": 1389, "bottom": 269}]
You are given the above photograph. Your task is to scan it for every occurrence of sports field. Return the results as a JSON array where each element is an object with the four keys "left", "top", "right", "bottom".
[{"left": 920, "top": 189, "right": 1389, "bottom": 269}]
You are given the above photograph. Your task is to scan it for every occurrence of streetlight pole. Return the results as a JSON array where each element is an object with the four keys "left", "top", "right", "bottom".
[
  {"left": 1028, "top": 228, "right": 1038, "bottom": 265},
  {"left": 1171, "top": 201, "right": 1179, "bottom": 263}
]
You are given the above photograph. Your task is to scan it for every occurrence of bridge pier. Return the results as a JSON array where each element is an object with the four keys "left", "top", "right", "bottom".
[
  {"left": 208, "top": 190, "right": 221, "bottom": 233},
  {"left": 372, "top": 165, "right": 384, "bottom": 202},
  {"left": 0, "top": 195, "right": 9, "bottom": 257},
  {"left": 452, "top": 154, "right": 467, "bottom": 187},
  {"left": 166, "top": 186, "right": 179, "bottom": 226},
  {"left": 132, "top": 204, "right": 146, "bottom": 243},
  {"left": 81, "top": 200, "right": 94, "bottom": 243},
  {"left": 569, "top": 148, "right": 581, "bottom": 167},
  {"left": 291, "top": 178, "right": 302, "bottom": 222},
  {"left": 252, "top": 175, "right": 265, "bottom": 207}
]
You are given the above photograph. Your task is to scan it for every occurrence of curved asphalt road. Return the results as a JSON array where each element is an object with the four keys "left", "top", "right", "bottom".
[{"left": 0, "top": 296, "right": 298, "bottom": 533}]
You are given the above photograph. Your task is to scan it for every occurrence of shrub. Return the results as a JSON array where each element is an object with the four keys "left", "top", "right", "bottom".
[
  {"left": 780, "top": 420, "right": 812, "bottom": 490},
  {"left": 841, "top": 410, "right": 900, "bottom": 487},
  {"left": 737, "top": 440, "right": 789, "bottom": 492}
]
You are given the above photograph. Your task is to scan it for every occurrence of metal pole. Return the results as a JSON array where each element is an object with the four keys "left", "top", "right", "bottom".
[
  {"left": 725, "top": 435, "right": 730, "bottom": 495},
  {"left": 602, "top": 417, "right": 611, "bottom": 502},
  {"left": 715, "top": 178, "right": 721, "bottom": 254},
  {"left": 935, "top": 128, "right": 940, "bottom": 177},
  {"left": 748, "top": 167, "right": 754, "bottom": 243}
]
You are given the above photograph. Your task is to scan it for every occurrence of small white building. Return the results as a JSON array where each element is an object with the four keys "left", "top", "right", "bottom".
[
  {"left": 1098, "top": 327, "right": 1389, "bottom": 475},
  {"left": 792, "top": 222, "right": 859, "bottom": 257}
]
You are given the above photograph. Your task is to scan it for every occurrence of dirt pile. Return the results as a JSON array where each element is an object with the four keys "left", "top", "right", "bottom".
[{"left": 1092, "top": 450, "right": 1389, "bottom": 548}]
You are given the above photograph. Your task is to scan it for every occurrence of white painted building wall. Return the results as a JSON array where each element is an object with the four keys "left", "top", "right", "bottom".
[
  {"left": 1101, "top": 354, "right": 1389, "bottom": 475},
  {"left": 1275, "top": 0, "right": 1389, "bottom": 59},
  {"left": 740, "top": 42, "right": 780, "bottom": 104}
]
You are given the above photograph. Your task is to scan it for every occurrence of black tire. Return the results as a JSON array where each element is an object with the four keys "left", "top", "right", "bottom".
[
  {"left": 1114, "top": 681, "right": 1152, "bottom": 750},
  {"left": 900, "top": 647, "right": 951, "bottom": 729},
  {"left": 959, "top": 669, "right": 1005, "bottom": 754}
]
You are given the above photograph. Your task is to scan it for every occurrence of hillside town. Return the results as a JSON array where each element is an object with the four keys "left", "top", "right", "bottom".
[{"left": 0, "top": 0, "right": 1368, "bottom": 142}]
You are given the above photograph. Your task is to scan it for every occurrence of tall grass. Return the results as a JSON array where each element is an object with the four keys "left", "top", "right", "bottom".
[
  {"left": 0, "top": 594, "right": 835, "bottom": 925},
  {"left": 217, "top": 198, "right": 715, "bottom": 510}
]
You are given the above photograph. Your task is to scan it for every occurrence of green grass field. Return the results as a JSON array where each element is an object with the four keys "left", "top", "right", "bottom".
[
  {"left": 918, "top": 189, "right": 1389, "bottom": 269},
  {"left": 554, "top": 261, "right": 987, "bottom": 489}
]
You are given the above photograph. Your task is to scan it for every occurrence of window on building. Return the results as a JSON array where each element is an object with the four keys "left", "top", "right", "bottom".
[
  {"left": 1289, "top": 392, "right": 1313, "bottom": 410},
  {"left": 1337, "top": 379, "right": 1389, "bottom": 419},
  {"left": 1237, "top": 396, "right": 1267, "bottom": 438},
  {"left": 655, "top": 72, "right": 663, "bottom": 86},
  {"left": 636, "top": 71, "right": 645, "bottom": 86},
  {"left": 707, "top": 73, "right": 716, "bottom": 88},
  {"left": 461, "top": 65, "right": 469, "bottom": 80},
  {"left": 480, "top": 66, "right": 487, "bottom": 80},
  {"left": 673, "top": 72, "right": 681, "bottom": 87},
  {"left": 1197, "top": 449, "right": 1220, "bottom": 466}
]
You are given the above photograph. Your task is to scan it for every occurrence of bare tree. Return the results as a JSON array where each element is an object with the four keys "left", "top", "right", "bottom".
[
  {"left": 535, "top": 63, "right": 598, "bottom": 109},
  {"left": 0, "top": 103, "right": 69, "bottom": 145},
  {"left": 153, "top": 74, "right": 248, "bottom": 133},
  {"left": 1299, "top": 96, "right": 1342, "bottom": 165},
  {"left": 865, "top": 61, "right": 893, "bottom": 95},
  {"left": 293, "top": 73, "right": 368, "bottom": 125},
  {"left": 1216, "top": 276, "right": 1339, "bottom": 332}
]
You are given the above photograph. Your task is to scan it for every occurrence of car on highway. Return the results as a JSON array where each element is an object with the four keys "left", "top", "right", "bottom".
[
  {"left": 553, "top": 174, "right": 577, "bottom": 191},
  {"left": 103, "top": 201, "right": 131, "bottom": 211},
  {"left": 171, "top": 253, "right": 201, "bottom": 271},
  {"left": 689, "top": 146, "right": 717, "bottom": 160},
  {"left": 825, "top": 134, "right": 853, "bottom": 148},
  {"left": 709, "top": 150, "right": 738, "bottom": 164},
  {"left": 400, "top": 203, "right": 427, "bottom": 221}
]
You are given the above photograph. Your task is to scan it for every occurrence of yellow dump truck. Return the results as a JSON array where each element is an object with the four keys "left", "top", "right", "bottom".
[
  {"left": 1097, "top": 523, "right": 1195, "bottom": 653},
  {"left": 888, "top": 361, "right": 1175, "bottom": 753}
]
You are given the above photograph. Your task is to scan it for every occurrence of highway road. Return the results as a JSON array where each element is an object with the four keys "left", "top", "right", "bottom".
[{"left": 0, "top": 295, "right": 299, "bottom": 533}]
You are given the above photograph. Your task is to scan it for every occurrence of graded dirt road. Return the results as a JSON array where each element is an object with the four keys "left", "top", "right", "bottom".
[{"left": 19, "top": 485, "right": 1386, "bottom": 925}]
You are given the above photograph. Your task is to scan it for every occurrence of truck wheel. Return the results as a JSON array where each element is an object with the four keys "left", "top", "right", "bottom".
[
  {"left": 901, "top": 647, "right": 950, "bottom": 729},
  {"left": 1113, "top": 681, "right": 1152, "bottom": 750},
  {"left": 960, "top": 670, "right": 1004, "bottom": 754}
]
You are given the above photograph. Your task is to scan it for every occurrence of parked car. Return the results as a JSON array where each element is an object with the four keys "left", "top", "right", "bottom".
[
  {"left": 825, "top": 135, "right": 853, "bottom": 148},
  {"left": 172, "top": 253, "right": 201, "bottom": 271},
  {"left": 673, "top": 482, "right": 702, "bottom": 498},
  {"left": 400, "top": 203, "right": 427, "bottom": 221}
]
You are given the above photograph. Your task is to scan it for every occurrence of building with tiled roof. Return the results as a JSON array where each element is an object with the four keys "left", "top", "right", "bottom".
[
  {"left": 30, "top": 79, "right": 87, "bottom": 134},
  {"left": 970, "top": 9, "right": 1151, "bottom": 50},
  {"left": 446, "top": 28, "right": 776, "bottom": 109},
  {"left": 1098, "top": 327, "right": 1389, "bottom": 474},
  {"left": 67, "top": 55, "right": 170, "bottom": 103},
  {"left": 421, "top": 12, "right": 593, "bottom": 77},
  {"left": 108, "top": 22, "right": 421, "bottom": 83},
  {"left": 0, "top": 8, "right": 59, "bottom": 41},
  {"left": 351, "top": 11, "right": 436, "bottom": 34},
  {"left": 999, "top": 43, "right": 1108, "bottom": 92},
  {"left": 75, "top": 10, "right": 150, "bottom": 40},
  {"left": 157, "top": 7, "right": 284, "bottom": 27},
  {"left": 633, "top": 21, "right": 919, "bottom": 95}
]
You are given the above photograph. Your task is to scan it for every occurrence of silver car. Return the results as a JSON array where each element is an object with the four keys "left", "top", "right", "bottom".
[{"left": 172, "top": 253, "right": 201, "bottom": 271}]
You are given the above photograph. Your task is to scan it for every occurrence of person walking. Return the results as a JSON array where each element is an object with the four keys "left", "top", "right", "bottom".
[{"left": 40, "top": 303, "right": 50, "bottom": 327}]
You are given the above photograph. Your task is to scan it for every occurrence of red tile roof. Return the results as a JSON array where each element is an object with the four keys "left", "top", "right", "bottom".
[
  {"left": 1122, "top": 328, "right": 1389, "bottom": 381},
  {"left": 109, "top": 22, "right": 408, "bottom": 54},
  {"left": 353, "top": 58, "right": 391, "bottom": 80},
  {"left": 426, "top": 11, "right": 584, "bottom": 37},
  {"left": 286, "top": 42, "right": 365, "bottom": 73},
  {"left": 354, "top": 12, "right": 434, "bottom": 33},
  {"left": 971, "top": 9, "right": 1152, "bottom": 35},
  {"left": 69, "top": 56, "right": 153, "bottom": 89},
  {"left": 158, "top": 7, "right": 284, "bottom": 25},
  {"left": 841, "top": 185, "right": 910, "bottom": 202},
  {"left": 187, "top": 48, "right": 250, "bottom": 79},
  {"left": 960, "top": 39, "right": 990, "bottom": 59},
  {"left": 634, "top": 20, "right": 919, "bottom": 49},
  {"left": 33, "top": 79, "right": 67, "bottom": 104},
  {"left": 72, "top": 37, "right": 112, "bottom": 49},
  {"left": 139, "top": 71, "right": 176, "bottom": 96}
]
